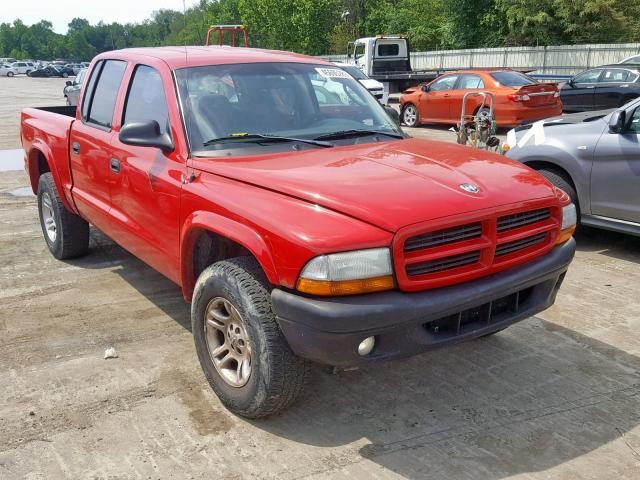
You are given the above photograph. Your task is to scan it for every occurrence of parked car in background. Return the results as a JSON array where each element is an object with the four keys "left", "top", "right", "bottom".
[
  {"left": 560, "top": 65, "right": 640, "bottom": 112},
  {"left": 0, "top": 64, "right": 17, "bottom": 77},
  {"left": 63, "top": 68, "right": 87, "bottom": 105},
  {"left": 0, "top": 57, "right": 17, "bottom": 64},
  {"left": 65, "top": 63, "right": 84, "bottom": 75},
  {"left": 28, "top": 66, "right": 70, "bottom": 78},
  {"left": 29, "top": 64, "right": 73, "bottom": 78},
  {"left": 504, "top": 99, "right": 640, "bottom": 235},
  {"left": 333, "top": 62, "right": 385, "bottom": 103},
  {"left": 619, "top": 54, "right": 640, "bottom": 64},
  {"left": 400, "top": 69, "right": 562, "bottom": 128},
  {"left": 9, "top": 61, "right": 35, "bottom": 75}
]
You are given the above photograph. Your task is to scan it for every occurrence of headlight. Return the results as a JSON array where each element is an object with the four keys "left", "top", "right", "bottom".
[
  {"left": 557, "top": 203, "right": 577, "bottom": 244},
  {"left": 297, "top": 248, "right": 394, "bottom": 296}
]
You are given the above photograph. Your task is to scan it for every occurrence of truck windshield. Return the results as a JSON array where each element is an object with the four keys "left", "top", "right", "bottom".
[{"left": 175, "top": 62, "right": 401, "bottom": 156}]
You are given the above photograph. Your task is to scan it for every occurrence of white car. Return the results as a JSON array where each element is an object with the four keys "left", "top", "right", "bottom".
[
  {"left": 0, "top": 64, "right": 17, "bottom": 77},
  {"left": 9, "top": 61, "right": 35, "bottom": 75},
  {"left": 332, "top": 62, "right": 386, "bottom": 104},
  {"left": 619, "top": 54, "right": 640, "bottom": 64}
]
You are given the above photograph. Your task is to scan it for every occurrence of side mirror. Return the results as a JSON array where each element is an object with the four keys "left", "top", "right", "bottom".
[
  {"left": 566, "top": 79, "right": 574, "bottom": 87},
  {"left": 119, "top": 120, "right": 174, "bottom": 152},
  {"left": 608, "top": 110, "right": 626, "bottom": 133},
  {"left": 384, "top": 105, "right": 400, "bottom": 125},
  {"left": 421, "top": 84, "right": 430, "bottom": 92},
  {"left": 65, "top": 80, "right": 72, "bottom": 86}
]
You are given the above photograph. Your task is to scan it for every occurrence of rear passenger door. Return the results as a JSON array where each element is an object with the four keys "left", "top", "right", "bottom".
[
  {"left": 447, "top": 74, "right": 485, "bottom": 122},
  {"left": 109, "top": 63, "right": 186, "bottom": 283},
  {"left": 70, "top": 59, "right": 127, "bottom": 235},
  {"left": 561, "top": 69, "right": 602, "bottom": 111},
  {"left": 594, "top": 68, "right": 639, "bottom": 109}
]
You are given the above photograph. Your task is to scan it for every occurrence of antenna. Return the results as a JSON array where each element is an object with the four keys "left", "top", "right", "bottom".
[{"left": 181, "top": 0, "right": 195, "bottom": 182}]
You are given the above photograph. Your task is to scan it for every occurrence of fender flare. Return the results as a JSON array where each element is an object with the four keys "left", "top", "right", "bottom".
[
  {"left": 180, "top": 211, "right": 279, "bottom": 301},
  {"left": 26, "top": 142, "right": 76, "bottom": 213}
]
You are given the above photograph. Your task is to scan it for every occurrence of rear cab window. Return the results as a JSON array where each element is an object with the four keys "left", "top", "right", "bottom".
[
  {"left": 81, "top": 59, "right": 127, "bottom": 129},
  {"left": 490, "top": 71, "right": 536, "bottom": 87},
  {"left": 377, "top": 44, "right": 399, "bottom": 57}
]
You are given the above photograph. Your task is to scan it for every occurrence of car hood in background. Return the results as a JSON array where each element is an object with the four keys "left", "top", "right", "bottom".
[{"left": 192, "top": 138, "right": 555, "bottom": 232}]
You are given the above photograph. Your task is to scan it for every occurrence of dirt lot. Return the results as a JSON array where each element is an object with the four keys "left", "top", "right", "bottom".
[{"left": 1, "top": 77, "right": 639, "bottom": 479}]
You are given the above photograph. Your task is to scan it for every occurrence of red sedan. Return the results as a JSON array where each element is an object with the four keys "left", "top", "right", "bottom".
[{"left": 400, "top": 69, "right": 562, "bottom": 128}]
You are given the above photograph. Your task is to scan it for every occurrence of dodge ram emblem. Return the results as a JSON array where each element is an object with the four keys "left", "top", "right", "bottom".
[{"left": 459, "top": 183, "right": 480, "bottom": 194}]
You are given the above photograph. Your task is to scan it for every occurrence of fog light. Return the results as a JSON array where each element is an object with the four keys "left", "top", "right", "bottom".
[{"left": 357, "top": 336, "right": 375, "bottom": 356}]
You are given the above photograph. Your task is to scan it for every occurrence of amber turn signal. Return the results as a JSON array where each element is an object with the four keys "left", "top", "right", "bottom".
[
  {"left": 297, "top": 275, "right": 395, "bottom": 296},
  {"left": 556, "top": 225, "right": 576, "bottom": 245}
]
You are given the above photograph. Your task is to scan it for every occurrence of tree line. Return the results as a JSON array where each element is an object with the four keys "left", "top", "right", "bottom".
[{"left": 1, "top": 0, "right": 639, "bottom": 61}]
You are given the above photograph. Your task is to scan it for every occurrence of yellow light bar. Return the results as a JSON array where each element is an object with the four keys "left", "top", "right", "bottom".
[
  {"left": 297, "top": 275, "right": 394, "bottom": 296},
  {"left": 556, "top": 225, "right": 576, "bottom": 245}
]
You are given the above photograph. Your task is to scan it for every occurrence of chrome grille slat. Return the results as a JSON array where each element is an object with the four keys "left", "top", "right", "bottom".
[
  {"left": 404, "top": 223, "right": 482, "bottom": 252},
  {"left": 495, "top": 233, "right": 547, "bottom": 257},
  {"left": 407, "top": 251, "right": 480, "bottom": 276},
  {"left": 497, "top": 208, "right": 550, "bottom": 232}
]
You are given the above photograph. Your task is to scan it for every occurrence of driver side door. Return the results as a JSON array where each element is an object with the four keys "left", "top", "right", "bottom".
[
  {"left": 590, "top": 105, "right": 640, "bottom": 223},
  {"left": 419, "top": 75, "right": 459, "bottom": 123},
  {"left": 561, "top": 69, "right": 602, "bottom": 112}
]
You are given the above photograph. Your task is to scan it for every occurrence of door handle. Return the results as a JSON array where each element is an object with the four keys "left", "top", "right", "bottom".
[
  {"left": 110, "top": 158, "right": 121, "bottom": 174},
  {"left": 72, "top": 142, "right": 80, "bottom": 155}
]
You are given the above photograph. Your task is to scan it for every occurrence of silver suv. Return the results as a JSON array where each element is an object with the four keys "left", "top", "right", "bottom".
[{"left": 504, "top": 98, "right": 640, "bottom": 236}]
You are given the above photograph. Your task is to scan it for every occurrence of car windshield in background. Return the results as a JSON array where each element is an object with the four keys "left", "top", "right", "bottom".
[
  {"left": 341, "top": 65, "right": 367, "bottom": 80},
  {"left": 175, "top": 62, "right": 401, "bottom": 156},
  {"left": 490, "top": 71, "right": 536, "bottom": 87}
]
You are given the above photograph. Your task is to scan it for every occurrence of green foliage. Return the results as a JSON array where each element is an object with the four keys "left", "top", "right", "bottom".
[{"left": 0, "top": 0, "right": 638, "bottom": 60}]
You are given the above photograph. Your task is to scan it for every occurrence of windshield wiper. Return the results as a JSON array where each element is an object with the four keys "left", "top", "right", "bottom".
[
  {"left": 313, "top": 129, "right": 405, "bottom": 141},
  {"left": 202, "top": 133, "right": 333, "bottom": 148}
]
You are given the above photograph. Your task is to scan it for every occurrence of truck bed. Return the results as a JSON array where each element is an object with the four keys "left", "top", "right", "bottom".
[{"left": 21, "top": 106, "right": 76, "bottom": 210}]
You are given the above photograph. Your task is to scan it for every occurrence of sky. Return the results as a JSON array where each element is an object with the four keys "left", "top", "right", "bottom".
[{"left": 3, "top": 0, "right": 199, "bottom": 34}]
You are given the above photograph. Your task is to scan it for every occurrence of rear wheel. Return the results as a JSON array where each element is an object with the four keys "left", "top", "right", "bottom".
[
  {"left": 37, "top": 172, "right": 89, "bottom": 259},
  {"left": 402, "top": 104, "right": 419, "bottom": 127},
  {"left": 62, "top": 72, "right": 69, "bottom": 78},
  {"left": 191, "top": 257, "right": 307, "bottom": 418}
]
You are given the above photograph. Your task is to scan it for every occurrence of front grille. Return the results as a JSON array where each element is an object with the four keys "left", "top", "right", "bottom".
[
  {"left": 407, "top": 251, "right": 480, "bottom": 276},
  {"left": 394, "top": 204, "right": 559, "bottom": 291},
  {"left": 404, "top": 223, "right": 482, "bottom": 252},
  {"left": 424, "top": 287, "right": 534, "bottom": 336},
  {"left": 495, "top": 232, "right": 547, "bottom": 257},
  {"left": 497, "top": 208, "right": 550, "bottom": 232}
]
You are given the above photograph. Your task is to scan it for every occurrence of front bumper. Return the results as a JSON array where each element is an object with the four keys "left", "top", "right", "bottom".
[{"left": 272, "top": 239, "right": 575, "bottom": 366}]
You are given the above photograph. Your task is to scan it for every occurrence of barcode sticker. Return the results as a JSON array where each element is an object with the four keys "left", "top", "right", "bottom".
[{"left": 315, "top": 67, "right": 351, "bottom": 79}]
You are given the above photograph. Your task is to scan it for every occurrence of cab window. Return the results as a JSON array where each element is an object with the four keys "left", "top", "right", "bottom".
[
  {"left": 458, "top": 74, "right": 484, "bottom": 89},
  {"left": 573, "top": 69, "right": 602, "bottom": 84},
  {"left": 123, "top": 65, "right": 170, "bottom": 135},
  {"left": 354, "top": 44, "right": 365, "bottom": 60},
  {"left": 430, "top": 75, "right": 459, "bottom": 91},
  {"left": 83, "top": 60, "right": 126, "bottom": 128},
  {"left": 377, "top": 44, "right": 399, "bottom": 57},
  {"left": 601, "top": 69, "right": 634, "bottom": 83}
]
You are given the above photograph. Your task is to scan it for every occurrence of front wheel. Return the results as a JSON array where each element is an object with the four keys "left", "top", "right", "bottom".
[
  {"left": 7, "top": 71, "right": 14, "bottom": 78},
  {"left": 402, "top": 104, "right": 419, "bottom": 127},
  {"left": 62, "top": 72, "right": 68, "bottom": 78},
  {"left": 191, "top": 257, "right": 307, "bottom": 418}
]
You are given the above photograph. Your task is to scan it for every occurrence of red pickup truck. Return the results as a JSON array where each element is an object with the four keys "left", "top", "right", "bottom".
[{"left": 21, "top": 47, "right": 576, "bottom": 418}]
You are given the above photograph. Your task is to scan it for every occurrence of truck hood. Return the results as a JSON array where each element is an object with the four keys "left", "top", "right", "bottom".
[{"left": 192, "top": 138, "right": 555, "bottom": 232}]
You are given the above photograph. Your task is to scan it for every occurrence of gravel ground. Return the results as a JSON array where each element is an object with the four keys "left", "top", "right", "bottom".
[{"left": 0, "top": 76, "right": 639, "bottom": 479}]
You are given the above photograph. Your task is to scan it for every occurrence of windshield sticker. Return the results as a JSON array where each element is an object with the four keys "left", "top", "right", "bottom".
[{"left": 315, "top": 67, "right": 351, "bottom": 79}]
